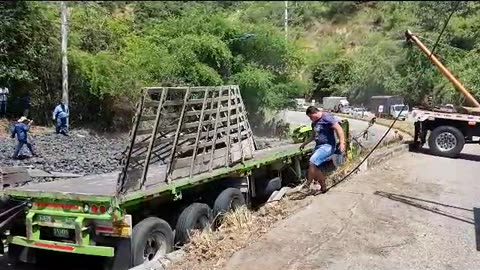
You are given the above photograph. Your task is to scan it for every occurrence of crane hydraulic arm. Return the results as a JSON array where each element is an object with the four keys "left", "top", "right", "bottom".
[{"left": 405, "top": 29, "right": 480, "bottom": 108}]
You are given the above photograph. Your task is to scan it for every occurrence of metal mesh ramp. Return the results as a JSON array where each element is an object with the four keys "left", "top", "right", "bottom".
[{"left": 117, "top": 85, "right": 255, "bottom": 193}]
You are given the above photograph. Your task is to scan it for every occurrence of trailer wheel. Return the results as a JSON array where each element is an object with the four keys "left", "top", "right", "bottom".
[
  {"left": 213, "top": 188, "right": 246, "bottom": 218},
  {"left": 428, "top": 125, "right": 465, "bottom": 158},
  {"left": 6, "top": 244, "right": 22, "bottom": 265},
  {"left": 131, "top": 217, "right": 174, "bottom": 267},
  {"left": 175, "top": 203, "right": 212, "bottom": 245}
]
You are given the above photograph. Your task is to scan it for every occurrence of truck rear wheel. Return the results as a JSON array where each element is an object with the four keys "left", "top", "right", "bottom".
[
  {"left": 428, "top": 125, "right": 465, "bottom": 158},
  {"left": 131, "top": 217, "right": 174, "bottom": 267},
  {"left": 175, "top": 203, "right": 212, "bottom": 245},
  {"left": 213, "top": 188, "right": 246, "bottom": 219}
]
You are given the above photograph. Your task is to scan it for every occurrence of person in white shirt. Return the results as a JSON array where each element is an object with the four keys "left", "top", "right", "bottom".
[{"left": 0, "top": 87, "right": 9, "bottom": 118}]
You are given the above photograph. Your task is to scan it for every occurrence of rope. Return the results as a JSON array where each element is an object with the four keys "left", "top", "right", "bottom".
[{"left": 326, "top": 1, "right": 462, "bottom": 192}]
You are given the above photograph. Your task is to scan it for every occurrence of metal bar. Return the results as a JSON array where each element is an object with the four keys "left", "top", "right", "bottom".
[
  {"left": 209, "top": 87, "right": 224, "bottom": 171},
  {"left": 166, "top": 88, "right": 191, "bottom": 183},
  {"left": 199, "top": 88, "right": 217, "bottom": 167},
  {"left": 189, "top": 89, "right": 210, "bottom": 178},
  {"left": 234, "top": 87, "right": 245, "bottom": 162},
  {"left": 405, "top": 30, "right": 480, "bottom": 108},
  {"left": 117, "top": 93, "right": 145, "bottom": 194},
  {"left": 235, "top": 85, "right": 255, "bottom": 152},
  {"left": 225, "top": 87, "right": 232, "bottom": 165},
  {"left": 140, "top": 88, "right": 168, "bottom": 189}
]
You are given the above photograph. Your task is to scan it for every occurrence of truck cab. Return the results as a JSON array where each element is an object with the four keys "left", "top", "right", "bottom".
[{"left": 390, "top": 104, "right": 409, "bottom": 120}]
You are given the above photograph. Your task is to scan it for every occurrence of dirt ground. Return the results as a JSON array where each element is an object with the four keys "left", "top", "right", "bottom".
[{"left": 224, "top": 145, "right": 480, "bottom": 270}]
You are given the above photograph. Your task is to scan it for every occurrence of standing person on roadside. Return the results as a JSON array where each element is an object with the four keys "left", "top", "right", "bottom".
[
  {"left": 300, "top": 106, "right": 346, "bottom": 194},
  {"left": 53, "top": 101, "right": 69, "bottom": 135},
  {"left": 11, "top": 116, "right": 36, "bottom": 159},
  {"left": 0, "top": 87, "right": 9, "bottom": 118}
]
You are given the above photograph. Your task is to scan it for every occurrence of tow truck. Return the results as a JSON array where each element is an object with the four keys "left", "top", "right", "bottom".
[
  {"left": 0, "top": 85, "right": 351, "bottom": 269},
  {"left": 406, "top": 30, "right": 480, "bottom": 157}
]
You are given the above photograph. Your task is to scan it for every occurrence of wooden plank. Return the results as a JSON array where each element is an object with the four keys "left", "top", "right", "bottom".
[
  {"left": 144, "top": 95, "right": 232, "bottom": 108},
  {"left": 177, "top": 126, "right": 250, "bottom": 153},
  {"left": 136, "top": 128, "right": 155, "bottom": 136},
  {"left": 172, "top": 147, "right": 227, "bottom": 170},
  {"left": 170, "top": 154, "right": 229, "bottom": 180}
]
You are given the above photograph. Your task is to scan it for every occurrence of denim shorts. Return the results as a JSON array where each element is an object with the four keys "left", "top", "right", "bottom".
[{"left": 309, "top": 144, "right": 333, "bottom": 167}]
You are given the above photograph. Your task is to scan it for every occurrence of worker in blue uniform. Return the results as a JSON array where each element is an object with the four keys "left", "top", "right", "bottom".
[
  {"left": 11, "top": 116, "right": 36, "bottom": 159},
  {"left": 53, "top": 101, "right": 69, "bottom": 135}
]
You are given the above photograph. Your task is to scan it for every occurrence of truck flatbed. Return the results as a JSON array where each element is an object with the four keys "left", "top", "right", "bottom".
[{"left": 4, "top": 143, "right": 314, "bottom": 203}]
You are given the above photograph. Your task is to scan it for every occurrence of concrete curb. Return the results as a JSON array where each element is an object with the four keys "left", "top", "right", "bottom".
[
  {"left": 361, "top": 143, "right": 410, "bottom": 172},
  {"left": 129, "top": 142, "right": 410, "bottom": 270}
]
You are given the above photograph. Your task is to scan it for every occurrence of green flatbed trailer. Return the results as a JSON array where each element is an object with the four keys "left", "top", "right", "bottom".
[{"left": 0, "top": 86, "right": 349, "bottom": 269}]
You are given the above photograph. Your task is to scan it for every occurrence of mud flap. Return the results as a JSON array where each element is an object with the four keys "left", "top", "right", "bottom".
[
  {"left": 106, "top": 238, "right": 132, "bottom": 270},
  {"left": 474, "top": 207, "right": 480, "bottom": 251}
]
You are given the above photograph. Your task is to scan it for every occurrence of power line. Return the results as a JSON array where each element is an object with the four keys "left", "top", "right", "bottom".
[{"left": 327, "top": 1, "right": 462, "bottom": 192}]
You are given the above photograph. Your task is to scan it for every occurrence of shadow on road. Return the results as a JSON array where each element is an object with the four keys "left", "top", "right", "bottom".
[
  {"left": 374, "top": 191, "right": 474, "bottom": 225},
  {"left": 408, "top": 145, "right": 480, "bottom": 162}
]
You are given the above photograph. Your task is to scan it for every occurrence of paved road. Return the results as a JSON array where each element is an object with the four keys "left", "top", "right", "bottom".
[
  {"left": 224, "top": 144, "right": 480, "bottom": 270},
  {"left": 280, "top": 110, "right": 396, "bottom": 148}
]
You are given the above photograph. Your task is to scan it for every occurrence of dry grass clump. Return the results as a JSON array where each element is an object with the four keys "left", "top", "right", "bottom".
[{"left": 170, "top": 199, "right": 306, "bottom": 270}]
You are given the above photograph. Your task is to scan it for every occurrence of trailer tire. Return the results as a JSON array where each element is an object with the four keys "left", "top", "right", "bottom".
[
  {"left": 175, "top": 203, "right": 212, "bottom": 245},
  {"left": 6, "top": 244, "right": 22, "bottom": 265},
  {"left": 428, "top": 125, "right": 465, "bottom": 158},
  {"left": 131, "top": 217, "right": 174, "bottom": 267},
  {"left": 213, "top": 188, "right": 246, "bottom": 218}
]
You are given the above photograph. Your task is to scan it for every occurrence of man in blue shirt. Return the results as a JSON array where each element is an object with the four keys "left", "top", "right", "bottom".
[
  {"left": 11, "top": 116, "right": 36, "bottom": 159},
  {"left": 53, "top": 101, "right": 69, "bottom": 135},
  {"left": 300, "top": 106, "right": 346, "bottom": 194}
]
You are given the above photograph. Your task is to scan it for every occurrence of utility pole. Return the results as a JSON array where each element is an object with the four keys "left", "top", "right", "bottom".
[
  {"left": 284, "top": 1, "right": 288, "bottom": 42},
  {"left": 61, "top": 1, "right": 69, "bottom": 126}
]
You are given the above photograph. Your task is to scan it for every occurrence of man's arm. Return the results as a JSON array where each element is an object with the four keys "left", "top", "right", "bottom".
[
  {"left": 300, "top": 130, "right": 315, "bottom": 149},
  {"left": 53, "top": 106, "right": 59, "bottom": 120},
  {"left": 10, "top": 125, "right": 16, "bottom": 139},
  {"left": 332, "top": 122, "right": 346, "bottom": 152}
]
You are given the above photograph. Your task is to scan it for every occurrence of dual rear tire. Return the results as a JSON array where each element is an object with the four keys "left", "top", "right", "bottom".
[
  {"left": 111, "top": 187, "right": 247, "bottom": 269},
  {"left": 428, "top": 125, "right": 465, "bottom": 158}
]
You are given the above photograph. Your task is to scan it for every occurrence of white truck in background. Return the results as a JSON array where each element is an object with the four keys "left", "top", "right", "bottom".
[
  {"left": 368, "top": 95, "right": 409, "bottom": 120},
  {"left": 323, "top": 96, "right": 350, "bottom": 113}
]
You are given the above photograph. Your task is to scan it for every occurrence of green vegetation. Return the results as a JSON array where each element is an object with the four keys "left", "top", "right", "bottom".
[{"left": 1, "top": 1, "right": 480, "bottom": 129}]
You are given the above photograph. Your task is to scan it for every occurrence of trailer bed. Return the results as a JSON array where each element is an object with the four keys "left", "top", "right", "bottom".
[{"left": 4, "top": 143, "right": 313, "bottom": 202}]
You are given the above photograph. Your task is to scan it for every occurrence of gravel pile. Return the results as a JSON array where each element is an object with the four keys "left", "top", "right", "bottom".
[
  {"left": 0, "top": 129, "right": 128, "bottom": 175},
  {"left": 0, "top": 126, "right": 291, "bottom": 178}
]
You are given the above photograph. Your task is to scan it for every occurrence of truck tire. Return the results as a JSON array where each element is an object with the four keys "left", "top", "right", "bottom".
[
  {"left": 428, "top": 125, "right": 465, "bottom": 158},
  {"left": 175, "top": 203, "right": 212, "bottom": 245},
  {"left": 131, "top": 217, "right": 174, "bottom": 267},
  {"left": 6, "top": 244, "right": 22, "bottom": 265},
  {"left": 213, "top": 188, "right": 246, "bottom": 218}
]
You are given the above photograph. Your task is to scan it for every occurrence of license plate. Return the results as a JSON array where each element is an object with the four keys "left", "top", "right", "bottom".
[{"left": 53, "top": 228, "right": 70, "bottom": 238}]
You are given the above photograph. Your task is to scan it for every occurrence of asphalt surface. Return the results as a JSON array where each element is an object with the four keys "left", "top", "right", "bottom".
[{"left": 225, "top": 144, "right": 480, "bottom": 270}]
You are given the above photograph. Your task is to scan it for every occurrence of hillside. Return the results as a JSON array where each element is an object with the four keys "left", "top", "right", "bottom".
[{"left": 1, "top": 1, "right": 479, "bottom": 129}]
